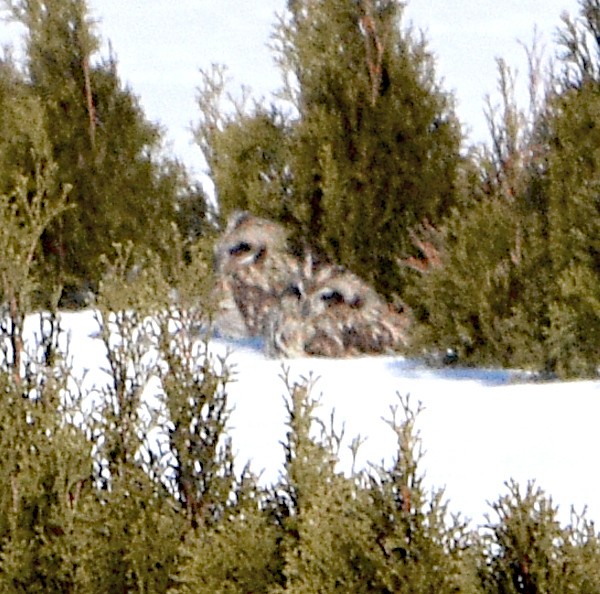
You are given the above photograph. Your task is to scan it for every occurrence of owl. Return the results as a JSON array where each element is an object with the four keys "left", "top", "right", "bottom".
[
  {"left": 265, "top": 256, "right": 410, "bottom": 358},
  {"left": 212, "top": 211, "right": 298, "bottom": 338},
  {"left": 213, "top": 211, "right": 410, "bottom": 357}
]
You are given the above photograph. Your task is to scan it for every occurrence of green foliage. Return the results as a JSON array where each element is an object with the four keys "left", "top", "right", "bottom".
[
  {"left": 406, "top": 197, "right": 551, "bottom": 370},
  {"left": 172, "top": 378, "right": 477, "bottom": 594},
  {"left": 2, "top": 1, "right": 600, "bottom": 589},
  {"left": 0, "top": 143, "right": 69, "bottom": 408},
  {"left": 71, "top": 465, "right": 183, "bottom": 594},
  {"left": 283, "top": 0, "right": 461, "bottom": 295},
  {"left": 0, "top": 314, "right": 93, "bottom": 593},
  {"left": 0, "top": 120, "right": 76, "bottom": 593},
  {"left": 196, "top": 0, "right": 462, "bottom": 298},
  {"left": 196, "top": 67, "right": 292, "bottom": 225},
  {"left": 408, "top": 28, "right": 599, "bottom": 377},
  {"left": 170, "top": 477, "right": 281, "bottom": 594},
  {"left": 0, "top": 166, "right": 69, "bottom": 314},
  {"left": 2, "top": 0, "right": 210, "bottom": 301},
  {"left": 0, "top": 54, "right": 48, "bottom": 195},
  {"left": 404, "top": 55, "right": 551, "bottom": 371},
  {"left": 477, "top": 480, "right": 600, "bottom": 593},
  {"left": 360, "top": 398, "right": 477, "bottom": 593},
  {"left": 542, "top": 81, "right": 600, "bottom": 377},
  {"left": 197, "top": 0, "right": 599, "bottom": 376},
  {"left": 2, "top": 310, "right": 600, "bottom": 592},
  {"left": 270, "top": 374, "right": 369, "bottom": 593}
]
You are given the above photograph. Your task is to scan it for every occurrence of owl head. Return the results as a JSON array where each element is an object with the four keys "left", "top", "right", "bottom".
[
  {"left": 212, "top": 211, "right": 296, "bottom": 338},
  {"left": 213, "top": 211, "right": 289, "bottom": 276},
  {"left": 298, "top": 261, "right": 383, "bottom": 317},
  {"left": 266, "top": 257, "right": 410, "bottom": 358}
]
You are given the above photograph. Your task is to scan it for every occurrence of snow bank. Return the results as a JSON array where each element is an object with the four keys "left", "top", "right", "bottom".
[{"left": 28, "top": 310, "right": 600, "bottom": 529}]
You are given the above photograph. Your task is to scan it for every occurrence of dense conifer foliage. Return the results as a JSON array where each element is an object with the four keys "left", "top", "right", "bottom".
[
  {"left": 196, "top": 0, "right": 598, "bottom": 376},
  {"left": 404, "top": 1, "right": 600, "bottom": 377},
  {"left": 542, "top": 83, "right": 600, "bottom": 376},
  {"left": 1, "top": 303, "right": 599, "bottom": 592},
  {"left": 1, "top": 0, "right": 210, "bottom": 304},
  {"left": 1, "top": 175, "right": 597, "bottom": 589},
  {"left": 0, "top": 0, "right": 599, "bottom": 589},
  {"left": 196, "top": 0, "right": 462, "bottom": 299}
]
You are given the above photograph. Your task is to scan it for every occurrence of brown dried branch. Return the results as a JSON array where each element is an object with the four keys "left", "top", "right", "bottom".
[
  {"left": 360, "top": 0, "right": 385, "bottom": 106},
  {"left": 399, "top": 221, "right": 444, "bottom": 274},
  {"left": 82, "top": 54, "right": 96, "bottom": 151}
]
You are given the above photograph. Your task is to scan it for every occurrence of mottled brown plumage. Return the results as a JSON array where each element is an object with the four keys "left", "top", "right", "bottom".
[
  {"left": 213, "top": 211, "right": 297, "bottom": 338},
  {"left": 213, "top": 211, "right": 410, "bottom": 357},
  {"left": 265, "top": 256, "right": 410, "bottom": 358}
]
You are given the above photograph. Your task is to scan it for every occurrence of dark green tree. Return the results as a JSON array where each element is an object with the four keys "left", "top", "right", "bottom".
[
  {"left": 281, "top": 0, "right": 461, "bottom": 297},
  {"left": 477, "top": 481, "right": 600, "bottom": 593},
  {"left": 3, "top": 0, "right": 209, "bottom": 302},
  {"left": 0, "top": 53, "right": 44, "bottom": 197},
  {"left": 543, "top": 82, "right": 600, "bottom": 377},
  {"left": 197, "top": 0, "right": 462, "bottom": 299},
  {"left": 195, "top": 66, "right": 293, "bottom": 226},
  {"left": 535, "top": 1, "right": 600, "bottom": 376},
  {"left": 405, "top": 15, "right": 600, "bottom": 378},
  {"left": 405, "top": 56, "right": 553, "bottom": 371}
]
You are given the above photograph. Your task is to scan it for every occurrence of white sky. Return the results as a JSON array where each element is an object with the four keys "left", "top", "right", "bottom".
[{"left": 0, "top": 0, "right": 583, "bottom": 186}]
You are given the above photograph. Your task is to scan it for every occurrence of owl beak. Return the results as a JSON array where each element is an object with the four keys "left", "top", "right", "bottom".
[
  {"left": 213, "top": 252, "right": 221, "bottom": 274},
  {"left": 301, "top": 301, "right": 311, "bottom": 318}
]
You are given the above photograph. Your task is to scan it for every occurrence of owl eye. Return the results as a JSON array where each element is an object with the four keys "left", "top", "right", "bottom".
[
  {"left": 229, "top": 241, "right": 253, "bottom": 256},
  {"left": 320, "top": 289, "right": 345, "bottom": 306},
  {"left": 282, "top": 283, "right": 303, "bottom": 300},
  {"left": 348, "top": 295, "right": 363, "bottom": 309}
]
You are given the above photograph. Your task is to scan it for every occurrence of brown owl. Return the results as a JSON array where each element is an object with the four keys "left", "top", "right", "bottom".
[
  {"left": 213, "top": 211, "right": 410, "bottom": 357},
  {"left": 265, "top": 256, "right": 410, "bottom": 358},
  {"left": 212, "top": 211, "right": 298, "bottom": 338}
]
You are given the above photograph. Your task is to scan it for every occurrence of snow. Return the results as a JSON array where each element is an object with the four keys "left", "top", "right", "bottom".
[
  {"left": 47, "top": 310, "right": 600, "bottom": 530},
  {"left": 219, "top": 343, "right": 600, "bottom": 528}
]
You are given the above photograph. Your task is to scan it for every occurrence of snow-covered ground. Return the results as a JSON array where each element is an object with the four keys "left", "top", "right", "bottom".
[{"left": 52, "top": 310, "right": 600, "bottom": 530}]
